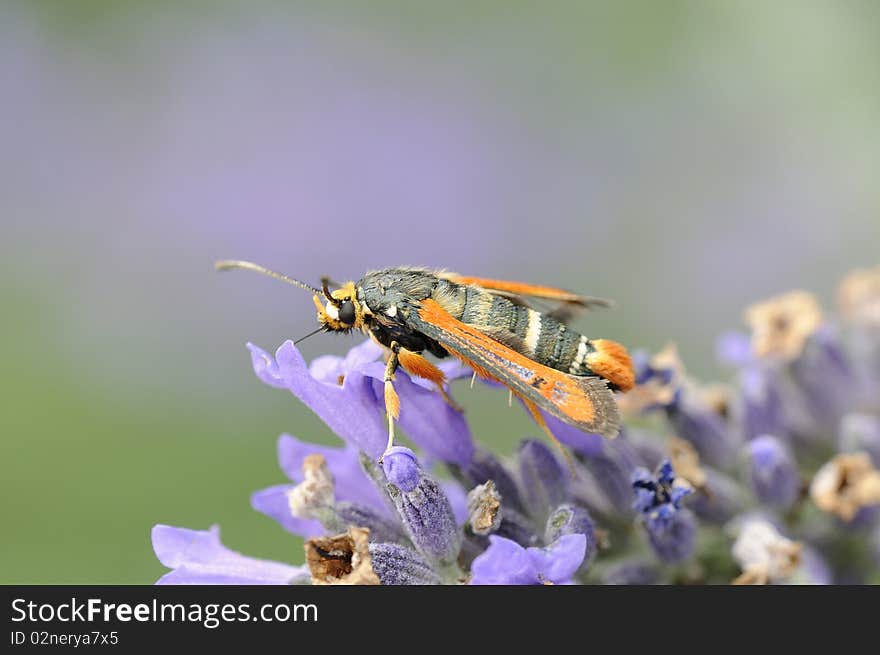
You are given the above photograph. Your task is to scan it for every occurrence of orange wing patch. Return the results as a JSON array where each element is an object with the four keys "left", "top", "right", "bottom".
[
  {"left": 415, "top": 299, "right": 621, "bottom": 437},
  {"left": 446, "top": 275, "right": 587, "bottom": 305}
]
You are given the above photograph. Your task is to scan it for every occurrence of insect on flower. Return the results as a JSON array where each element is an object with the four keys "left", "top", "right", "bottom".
[{"left": 215, "top": 261, "right": 635, "bottom": 463}]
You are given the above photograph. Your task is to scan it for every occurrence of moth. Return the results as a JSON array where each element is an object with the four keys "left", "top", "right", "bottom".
[{"left": 216, "top": 261, "right": 635, "bottom": 461}]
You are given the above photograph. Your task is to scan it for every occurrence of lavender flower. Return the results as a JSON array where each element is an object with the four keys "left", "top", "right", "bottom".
[
  {"left": 368, "top": 543, "right": 441, "bottom": 585},
  {"left": 382, "top": 446, "right": 462, "bottom": 571},
  {"left": 248, "top": 339, "right": 474, "bottom": 465},
  {"left": 744, "top": 435, "right": 801, "bottom": 509},
  {"left": 571, "top": 433, "right": 641, "bottom": 518},
  {"left": 718, "top": 332, "right": 789, "bottom": 441},
  {"left": 250, "top": 434, "right": 391, "bottom": 538},
  {"left": 518, "top": 439, "right": 569, "bottom": 525},
  {"left": 154, "top": 268, "right": 880, "bottom": 585},
  {"left": 623, "top": 345, "right": 739, "bottom": 468},
  {"left": 544, "top": 504, "right": 598, "bottom": 567}
]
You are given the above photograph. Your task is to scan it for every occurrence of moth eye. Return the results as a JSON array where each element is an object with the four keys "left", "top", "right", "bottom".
[{"left": 338, "top": 299, "right": 356, "bottom": 325}]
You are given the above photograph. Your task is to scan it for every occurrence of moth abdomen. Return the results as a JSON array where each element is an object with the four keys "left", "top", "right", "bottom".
[{"left": 429, "top": 276, "right": 631, "bottom": 389}]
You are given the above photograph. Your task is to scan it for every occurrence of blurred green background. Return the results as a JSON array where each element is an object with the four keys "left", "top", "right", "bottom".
[{"left": 2, "top": 1, "right": 878, "bottom": 583}]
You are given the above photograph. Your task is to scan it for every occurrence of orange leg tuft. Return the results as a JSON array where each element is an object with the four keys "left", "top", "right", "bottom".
[{"left": 398, "top": 349, "right": 463, "bottom": 412}]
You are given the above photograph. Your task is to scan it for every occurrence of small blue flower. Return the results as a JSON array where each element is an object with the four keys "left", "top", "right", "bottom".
[
  {"left": 632, "top": 460, "right": 696, "bottom": 563},
  {"left": 470, "top": 534, "right": 587, "bottom": 585}
]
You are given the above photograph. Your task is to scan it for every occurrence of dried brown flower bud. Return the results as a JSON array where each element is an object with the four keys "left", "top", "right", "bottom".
[
  {"left": 305, "top": 526, "right": 380, "bottom": 585},
  {"left": 744, "top": 290, "right": 822, "bottom": 360},
  {"left": 810, "top": 452, "right": 880, "bottom": 522},
  {"left": 467, "top": 480, "right": 502, "bottom": 536}
]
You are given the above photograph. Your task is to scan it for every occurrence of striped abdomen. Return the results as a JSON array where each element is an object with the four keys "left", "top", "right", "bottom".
[{"left": 430, "top": 279, "right": 634, "bottom": 390}]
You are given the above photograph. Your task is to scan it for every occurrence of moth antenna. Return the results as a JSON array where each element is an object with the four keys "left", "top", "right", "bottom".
[{"left": 214, "top": 260, "right": 322, "bottom": 295}]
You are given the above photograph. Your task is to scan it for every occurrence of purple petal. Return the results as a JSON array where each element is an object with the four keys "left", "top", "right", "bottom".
[
  {"left": 276, "top": 434, "right": 387, "bottom": 514},
  {"left": 307, "top": 354, "right": 346, "bottom": 385},
  {"left": 152, "top": 525, "right": 305, "bottom": 585},
  {"left": 250, "top": 484, "right": 324, "bottom": 538},
  {"left": 247, "top": 342, "right": 288, "bottom": 388},
  {"left": 526, "top": 533, "right": 587, "bottom": 584},
  {"left": 309, "top": 338, "right": 384, "bottom": 383},
  {"left": 441, "top": 479, "right": 469, "bottom": 526},
  {"left": 470, "top": 536, "right": 538, "bottom": 585},
  {"left": 360, "top": 361, "right": 475, "bottom": 466},
  {"left": 382, "top": 446, "right": 420, "bottom": 492},
  {"left": 544, "top": 412, "right": 604, "bottom": 456},
  {"left": 544, "top": 505, "right": 597, "bottom": 566},
  {"left": 248, "top": 341, "right": 388, "bottom": 457}
]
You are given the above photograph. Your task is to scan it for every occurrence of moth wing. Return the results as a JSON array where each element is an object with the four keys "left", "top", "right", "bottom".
[
  {"left": 409, "top": 298, "right": 621, "bottom": 438},
  {"left": 442, "top": 274, "right": 613, "bottom": 323}
]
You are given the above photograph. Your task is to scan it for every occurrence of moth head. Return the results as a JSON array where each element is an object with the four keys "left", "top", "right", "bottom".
[
  {"left": 313, "top": 280, "right": 364, "bottom": 332},
  {"left": 214, "top": 260, "right": 365, "bottom": 337}
]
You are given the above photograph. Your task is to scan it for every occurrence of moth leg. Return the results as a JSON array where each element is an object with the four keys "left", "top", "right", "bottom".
[
  {"left": 398, "top": 348, "right": 464, "bottom": 413},
  {"left": 379, "top": 342, "right": 401, "bottom": 463},
  {"left": 520, "top": 396, "right": 577, "bottom": 477},
  {"left": 438, "top": 385, "right": 464, "bottom": 413}
]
